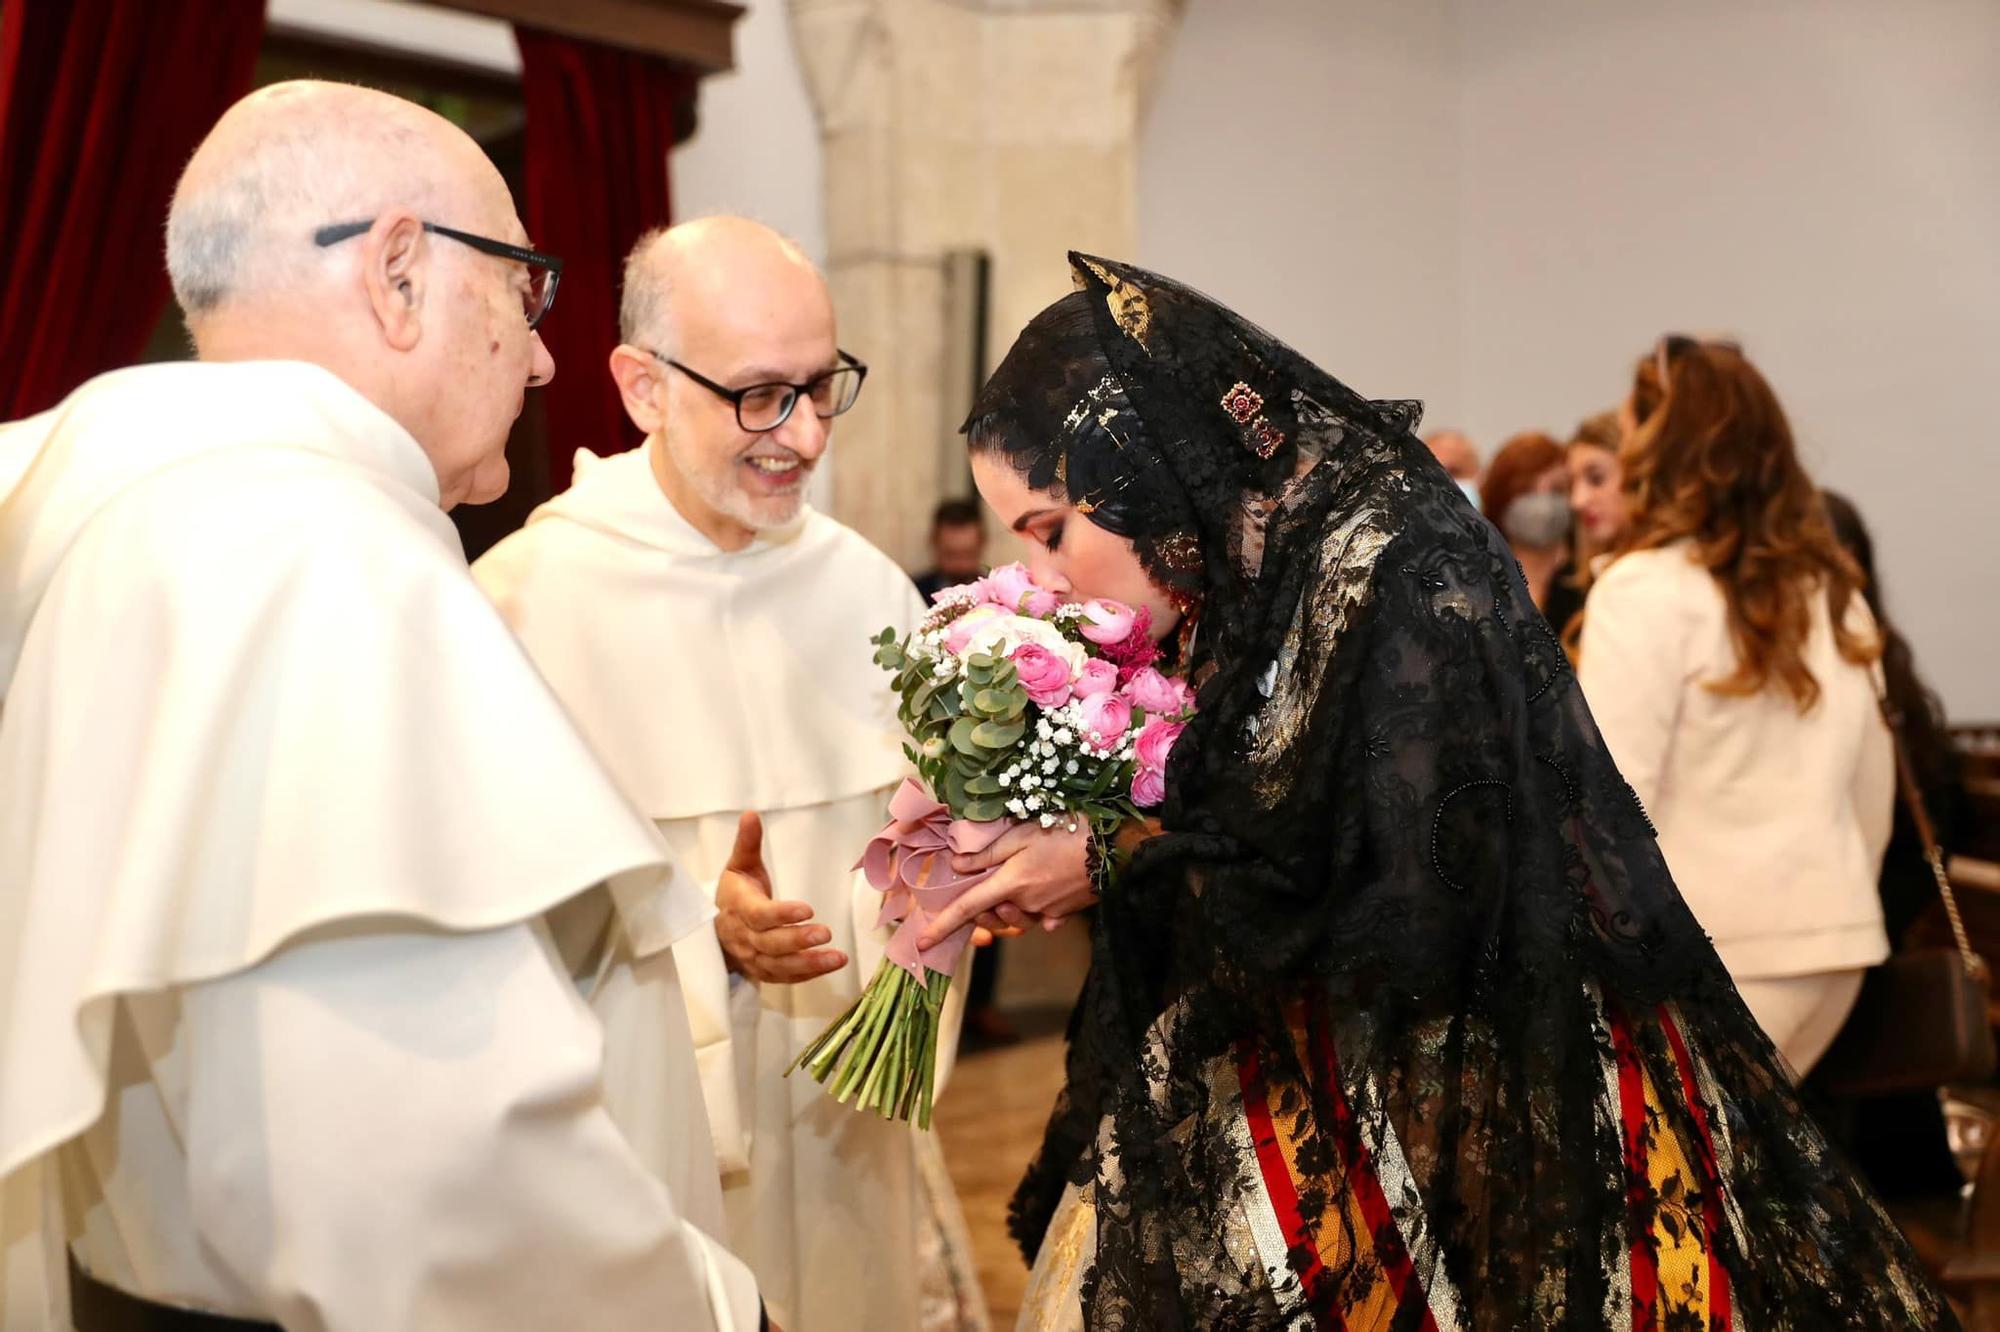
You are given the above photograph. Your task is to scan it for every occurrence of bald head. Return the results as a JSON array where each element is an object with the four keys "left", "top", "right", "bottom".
[
  {"left": 619, "top": 216, "right": 824, "bottom": 360},
  {"left": 1425, "top": 430, "right": 1480, "bottom": 481},
  {"left": 167, "top": 80, "right": 511, "bottom": 319}
]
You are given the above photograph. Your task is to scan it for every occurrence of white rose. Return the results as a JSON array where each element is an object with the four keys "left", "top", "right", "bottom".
[{"left": 957, "top": 612, "right": 1089, "bottom": 678}]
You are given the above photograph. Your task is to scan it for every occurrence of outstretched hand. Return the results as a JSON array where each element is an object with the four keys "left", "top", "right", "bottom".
[
  {"left": 917, "top": 820, "right": 1096, "bottom": 949},
  {"left": 714, "top": 812, "right": 848, "bottom": 984}
]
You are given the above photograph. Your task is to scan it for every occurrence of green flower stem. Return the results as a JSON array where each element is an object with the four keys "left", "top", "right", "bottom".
[
  {"left": 785, "top": 953, "right": 961, "bottom": 1127},
  {"left": 829, "top": 973, "right": 892, "bottom": 1101},
  {"left": 822, "top": 970, "right": 885, "bottom": 1100},
  {"left": 791, "top": 990, "right": 865, "bottom": 1078},
  {"left": 858, "top": 970, "right": 919, "bottom": 1110},
  {"left": 832, "top": 964, "right": 904, "bottom": 1102}
]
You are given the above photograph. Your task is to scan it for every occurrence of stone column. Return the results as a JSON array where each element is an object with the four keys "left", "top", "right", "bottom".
[{"left": 791, "top": 0, "right": 1182, "bottom": 569}]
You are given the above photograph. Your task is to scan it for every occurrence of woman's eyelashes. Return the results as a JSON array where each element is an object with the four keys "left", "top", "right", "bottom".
[{"left": 1043, "top": 519, "right": 1065, "bottom": 553}]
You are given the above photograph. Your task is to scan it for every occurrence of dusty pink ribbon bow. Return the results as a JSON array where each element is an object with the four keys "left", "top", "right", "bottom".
[{"left": 856, "top": 778, "right": 1012, "bottom": 979}]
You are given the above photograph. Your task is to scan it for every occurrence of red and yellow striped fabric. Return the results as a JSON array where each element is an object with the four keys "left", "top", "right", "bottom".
[{"left": 1233, "top": 1002, "right": 1735, "bottom": 1331}]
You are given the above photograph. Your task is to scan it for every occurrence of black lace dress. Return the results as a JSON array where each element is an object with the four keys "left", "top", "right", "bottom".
[{"left": 964, "top": 255, "right": 1952, "bottom": 1330}]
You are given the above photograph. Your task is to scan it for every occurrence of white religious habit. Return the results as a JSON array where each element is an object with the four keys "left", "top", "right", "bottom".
[
  {"left": 475, "top": 444, "right": 989, "bottom": 1332},
  {"left": 0, "top": 362, "right": 762, "bottom": 1332}
]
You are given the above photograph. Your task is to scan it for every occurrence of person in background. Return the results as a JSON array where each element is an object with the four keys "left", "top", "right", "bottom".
[
  {"left": 1424, "top": 428, "right": 1482, "bottom": 507},
  {"left": 1813, "top": 488, "right": 1966, "bottom": 1197},
  {"left": 1482, "top": 430, "right": 1584, "bottom": 635},
  {"left": 1578, "top": 337, "right": 1891, "bottom": 1074},
  {"left": 1567, "top": 409, "right": 1630, "bottom": 562},
  {"left": 913, "top": 497, "right": 987, "bottom": 603}
]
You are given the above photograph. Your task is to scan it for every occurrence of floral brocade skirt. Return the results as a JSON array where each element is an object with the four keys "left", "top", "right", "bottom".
[{"left": 1018, "top": 996, "right": 1737, "bottom": 1331}]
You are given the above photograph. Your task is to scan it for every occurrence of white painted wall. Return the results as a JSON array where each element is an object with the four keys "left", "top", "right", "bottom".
[
  {"left": 669, "top": 0, "right": 827, "bottom": 266},
  {"left": 1139, "top": 0, "right": 2000, "bottom": 719},
  {"left": 1454, "top": 0, "right": 2000, "bottom": 721},
  {"left": 1137, "top": 0, "right": 1465, "bottom": 427}
]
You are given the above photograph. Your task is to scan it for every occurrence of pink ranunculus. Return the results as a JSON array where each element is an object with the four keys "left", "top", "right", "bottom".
[
  {"left": 1072, "top": 658, "right": 1119, "bottom": 699},
  {"left": 1077, "top": 598, "right": 1138, "bottom": 646},
  {"left": 1130, "top": 764, "right": 1168, "bottom": 808},
  {"left": 1121, "top": 666, "right": 1193, "bottom": 718},
  {"left": 1021, "top": 587, "right": 1060, "bottom": 618},
  {"left": 981, "top": 563, "right": 1039, "bottom": 614},
  {"left": 1134, "top": 717, "right": 1186, "bottom": 773},
  {"left": 1010, "top": 643, "right": 1073, "bottom": 708},
  {"left": 1078, "top": 692, "right": 1133, "bottom": 749}
]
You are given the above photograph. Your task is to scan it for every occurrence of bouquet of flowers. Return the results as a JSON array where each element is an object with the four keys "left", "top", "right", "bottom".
[{"left": 787, "top": 563, "right": 1194, "bottom": 1128}]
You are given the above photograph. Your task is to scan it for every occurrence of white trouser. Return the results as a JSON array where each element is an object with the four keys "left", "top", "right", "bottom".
[{"left": 1737, "top": 969, "right": 1868, "bottom": 1075}]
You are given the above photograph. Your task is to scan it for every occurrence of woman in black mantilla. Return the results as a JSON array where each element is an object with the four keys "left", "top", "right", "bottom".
[{"left": 952, "top": 254, "right": 1949, "bottom": 1329}]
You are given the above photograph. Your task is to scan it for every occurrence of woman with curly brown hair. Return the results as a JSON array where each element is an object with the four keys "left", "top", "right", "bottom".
[{"left": 1578, "top": 336, "right": 1892, "bottom": 1074}]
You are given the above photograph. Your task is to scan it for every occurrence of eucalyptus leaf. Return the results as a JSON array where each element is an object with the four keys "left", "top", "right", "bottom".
[
  {"left": 971, "top": 719, "right": 1026, "bottom": 749},
  {"left": 962, "top": 798, "right": 1010, "bottom": 823},
  {"left": 948, "top": 717, "right": 983, "bottom": 757},
  {"left": 965, "top": 773, "right": 1004, "bottom": 796},
  {"left": 973, "top": 688, "right": 1013, "bottom": 716}
]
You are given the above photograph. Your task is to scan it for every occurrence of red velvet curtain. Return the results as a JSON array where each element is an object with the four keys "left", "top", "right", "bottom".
[
  {"left": 517, "top": 28, "right": 696, "bottom": 493},
  {"left": 0, "top": 0, "right": 265, "bottom": 420}
]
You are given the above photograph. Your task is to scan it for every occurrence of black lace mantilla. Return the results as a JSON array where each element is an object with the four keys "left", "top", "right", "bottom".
[{"left": 963, "top": 254, "right": 1951, "bottom": 1328}]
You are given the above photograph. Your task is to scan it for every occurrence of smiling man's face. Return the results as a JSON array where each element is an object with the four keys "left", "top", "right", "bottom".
[{"left": 652, "top": 234, "right": 838, "bottom": 544}]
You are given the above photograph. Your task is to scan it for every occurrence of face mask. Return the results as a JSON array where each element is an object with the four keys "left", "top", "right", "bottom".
[
  {"left": 1456, "top": 478, "right": 1482, "bottom": 510},
  {"left": 1502, "top": 491, "right": 1571, "bottom": 549}
]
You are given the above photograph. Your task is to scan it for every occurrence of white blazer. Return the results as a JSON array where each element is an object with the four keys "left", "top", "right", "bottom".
[{"left": 1578, "top": 543, "right": 1893, "bottom": 981}]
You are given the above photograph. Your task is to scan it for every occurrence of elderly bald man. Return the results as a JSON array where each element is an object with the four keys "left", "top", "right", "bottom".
[
  {"left": 1425, "top": 428, "right": 1484, "bottom": 507},
  {"left": 0, "top": 83, "right": 769, "bottom": 1331},
  {"left": 475, "top": 217, "right": 996, "bottom": 1331}
]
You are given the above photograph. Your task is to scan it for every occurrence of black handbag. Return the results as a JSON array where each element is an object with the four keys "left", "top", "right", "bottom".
[{"left": 1816, "top": 696, "right": 1994, "bottom": 1098}]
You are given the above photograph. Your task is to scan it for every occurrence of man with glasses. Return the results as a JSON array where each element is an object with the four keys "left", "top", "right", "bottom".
[
  {"left": 0, "top": 83, "right": 767, "bottom": 1331},
  {"left": 476, "top": 216, "right": 986, "bottom": 1332}
]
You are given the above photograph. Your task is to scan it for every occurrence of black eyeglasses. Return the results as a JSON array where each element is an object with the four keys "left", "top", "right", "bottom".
[
  {"left": 649, "top": 349, "right": 868, "bottom": 433},
  {"left": 314, "top": 220, "right": 564, "bottom": 330}
]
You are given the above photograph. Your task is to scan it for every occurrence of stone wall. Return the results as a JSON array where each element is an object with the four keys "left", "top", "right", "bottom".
[{"left": 791, "top": 0, "right": 1182, "bottom": 569}]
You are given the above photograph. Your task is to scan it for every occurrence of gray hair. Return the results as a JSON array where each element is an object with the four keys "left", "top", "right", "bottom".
[{"left": 619, "top": 225, "right": 677, "bottom": 355}]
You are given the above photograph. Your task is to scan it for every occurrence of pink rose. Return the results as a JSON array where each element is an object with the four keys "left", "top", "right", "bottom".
[
  {"left": 1010, "top": 643, "right": 1073, "bottom": 708},
  {"left": 1072, "top": 658, "right": 1119, "bottom": 699},
  {"left": 1130, "top": 765, "right": 1167, "bottom": 808},
  {"left": 981, "top": 563, "right": 1059, "bottom": 618},
  {"left": 1134, "top": 717, "right": 1185, "bottom": 772},
  {"left": 1079, "top": 692, "right": 1133, "bottom": 749},
  {"left": 1121, "top": 667, "right": 1193, "bottom": 718},
  {"left": 1078, "top": 598, "right": 1138, "bottom": 646}
]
